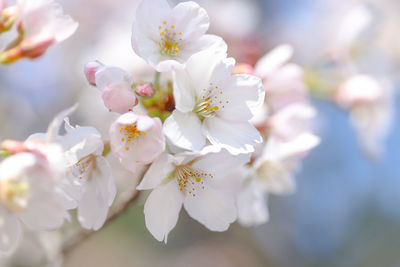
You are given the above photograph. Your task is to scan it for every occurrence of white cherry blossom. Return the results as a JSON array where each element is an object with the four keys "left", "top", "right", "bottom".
[
  {"left": 336, "top": 74, "right": 394, "bottom": 157},
  {"left": 163, "top": 50, "right": 265, "bottom": 154},
  {"left": 131, "top": 0, "right": 227, "bottom": 72},
  {"left": 0, "top": 152, "right": 69, "bottom": 256},
  {"left": 58, "top": 119, "right": 116, "bottom": 230},
  {"left": 28, "top": 106, "right": 116, "bottom": 230},
  {"left": 136, "top": 146, "right": 250, "bottom": 242},
  {"left": 235, "top": 134, "right": 319, "bottom": 227}
]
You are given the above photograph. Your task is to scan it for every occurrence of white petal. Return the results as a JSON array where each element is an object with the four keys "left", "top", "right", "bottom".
[
  {"left": 144, "top": 180, "right": 184, "bottom": 243},
  {"left": 77, "top": 181, "right": 108, "bottom": 231},
  {"left": 237, "top": 180, "right": 269, "bottom": 227},
  {"left": 134, "top": 0, "right": 171, "bottom": 40},
  {"left": 27, "top": 132, "right": 46, "bottom": 142},
  {"left": 263, "top": 133, "right": 320, "bottom": 161},
  {"left": 191, "top": 149, "right": 250, "bottom": 182},
  {"left": 169, "top": 1, "right": 209, "bottom": 41},
  {"left": 203, "top": 117, "right": 262, "bottom": 155},
  {"left": 215, "top": 74, "right": 264, "bottom": 122},
  {"left": 76, "top": 157, "right": 114, "bottom": 230},
  {"left": 18, "top": 0, "right": 78, "bottom": 42},
  {"left": 172, "top": 68, "right": 196, "bottom": 112},
  {"left": 254, "top": 44, "right": 293, "bottom": 77},
  {"left": 132, "top": 22, "right": 166, "bottom": 70},
  {"left": 163, "top": 110, "right": 206, "bottom": 151},
  {"left": 46, "top": 104, "right": 78, "bottom": 143},
  {"left": 95, "top": 66, "right": 134, "bottom": 91},
  {"left": 94, "top": 157, "right": 116, "bottom": 206},
  {"left": 256, "top": 161, "right": 296, "bottom": 195},
  {"left": 182, "top": 34, "right": 227, "bottom": 61},
  {"left": 136, "top": 115, "right": 156, "bottom": 132},
  {"left": 0, "top": 212, "right": 21, "bottom": 256},
  {"left": 19, "top": 193, "right": 68, "bottom": 230},
  {"left": 137, "top": 153, "right": 175, "bottom": 190},
  {"left": 183, "top": 186, "right": 236, "bottom": 231},
  {"left": 184, "top": 49, "right": 227, "bottom": 95},
  {"left": 62, "top": 126, "right": 103, "bottom": 163}
]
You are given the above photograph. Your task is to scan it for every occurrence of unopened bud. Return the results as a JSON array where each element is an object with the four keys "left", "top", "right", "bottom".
[
  {"left": 1, "top": 140, "right": 25, "bottom": 154},
  {"left": 0, "top": 5, "right": 17, "bottom": 34},
  {"left": 232, "top": 63, "right": 254, "bottom": 75},
  {"left": 84, "top": 61, "right": 103, "bottom": 86},
  {"left": 136, "top": 84, "right": 155, "bottom": 97}
]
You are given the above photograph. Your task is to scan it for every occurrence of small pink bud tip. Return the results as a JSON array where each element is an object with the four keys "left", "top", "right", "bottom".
[
  {"left": 136, "top": 84, "right": 155, "bottom": 97},
  {"left": 232, "top": 63, "right": 254, "bottom": 75},
  {"left": 1, "top": 140, "right": 24, "bottom": 154},
  {"left": 84, "top": 61, "right": 103, "bottom": 86}
]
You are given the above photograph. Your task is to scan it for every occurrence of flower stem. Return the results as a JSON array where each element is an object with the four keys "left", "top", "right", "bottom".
[{"left": 154, "top": 72, "right": 161, "bottom": 91}]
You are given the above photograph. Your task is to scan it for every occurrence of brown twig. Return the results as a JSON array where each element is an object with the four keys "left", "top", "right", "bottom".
[{"left": 61, "top": 165, "right": 149, "bottom": 257}]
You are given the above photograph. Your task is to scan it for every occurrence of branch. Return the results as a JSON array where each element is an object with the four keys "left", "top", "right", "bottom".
[{"left": 61, "top": 165, "right": 149, "bottom": 256}]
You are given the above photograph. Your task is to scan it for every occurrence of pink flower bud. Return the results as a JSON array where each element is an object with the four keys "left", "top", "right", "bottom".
[
  {"left": 136, "top": 84, "right": 155, "bottom": 97},
  {"left": 232, "top": 63, "right": 254, "bottom": 75},
  {"left": 102, "top": 83, "right": 138, "bottom": 114},
  {"left": 84, "top": 61, "right": 103, "bottom": 86}
]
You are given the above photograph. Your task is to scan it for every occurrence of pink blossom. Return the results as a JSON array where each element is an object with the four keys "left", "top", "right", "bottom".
[
  {"left": 84, "top": 61, "right": 103, "bottom": 86},
  {"left": 109, "top": 112, "right": 165, "bottom": 173},
  {"left": 94, "top": 66, "right": 138, "bottom": 113}
]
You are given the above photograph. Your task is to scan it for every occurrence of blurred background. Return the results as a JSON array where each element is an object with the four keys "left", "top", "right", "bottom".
[{"left": 1, "top": 0, "right": 400, "bottom": 266}]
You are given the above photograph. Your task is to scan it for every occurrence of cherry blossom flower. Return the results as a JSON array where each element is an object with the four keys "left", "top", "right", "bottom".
[
  {"left": 163, "top": 50, "right": 265, "bottom": 154},
  {"left": 254, "top": 44, "right": 307, "bottom": 114},
  {"left": 59, "top": 119, "right": 116, "bottom": 230},
  {"left": 27, "top": 105, "right": 116, "bottom": 230},
  {"left": 0, "top": 0, "right": 78, "bottom": 63},
  {"left": 0, "top": 152, "right": 69, "bottom": 256},
  {"left": 335, "top": 74, "right": 394, "bottom": 157},
  {"left": 267, "top": 103, "right": 317, "bottom": 141},
  {"left": 131, "top": 0, "right": 227, "bottom": 72},
  {"left": 94, "top": 66, "right": 138, "bottom": 114},
  {"left": 136, "top": 146, "right": 250, "bottom": 242},
  {"left": 18, "top": 0, "right": 77, "bottom": 49},
  {"left": 109, "top": 112, "right": 165, "bottom": 173},
  {"left": 235, "top": 134, "right": 319, "bottom": 227}
]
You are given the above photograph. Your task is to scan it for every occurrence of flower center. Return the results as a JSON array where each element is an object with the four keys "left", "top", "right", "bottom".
[
  {"left": 194, "top": 82, "right": 229, "bottom": 118},
  {"left": 0, "top": 179, "right": 30, "bottom": 212},
  {"left": 158, "top": 21, "right": 182, "bottom": 56},
  {"left": 72, "top": 154, "right": 96, "bottom": 180},
  {"left": 119, "top": 124, "right": 146, "bottom": 151},
  {"left": 175, "top": 165, "right": 213, "bottom": 197}
]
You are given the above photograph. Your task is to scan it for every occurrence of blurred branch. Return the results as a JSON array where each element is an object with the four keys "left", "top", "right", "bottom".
[{"left": 61, "top": 165, "right": 149, "bottom": 257}]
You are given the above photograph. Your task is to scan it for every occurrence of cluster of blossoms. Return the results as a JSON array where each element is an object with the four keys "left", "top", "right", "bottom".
[
  {"left": 315, "top": 3, "right": 394, "bottom": 158},
  {"left": 0, "top": 0, "right": 319, "bottom": 258}
]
